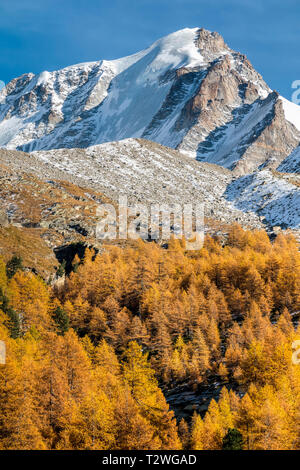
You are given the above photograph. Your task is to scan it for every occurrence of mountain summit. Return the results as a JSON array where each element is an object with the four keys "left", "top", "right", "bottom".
[{"left": 0, "top": 27, "right": 300, "bottom": 174}]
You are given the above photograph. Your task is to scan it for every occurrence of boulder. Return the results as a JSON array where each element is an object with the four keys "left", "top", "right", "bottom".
[{"left": 0, "top": 210, "right": 9, "bottom": 227}]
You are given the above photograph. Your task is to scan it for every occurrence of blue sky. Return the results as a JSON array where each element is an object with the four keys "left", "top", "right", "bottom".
[{"left": 0, "top": 0, "right": 299, "bottom": 99}]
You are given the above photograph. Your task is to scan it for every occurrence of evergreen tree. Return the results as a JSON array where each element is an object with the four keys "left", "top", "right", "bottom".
[
  {"left": 222, "top": 428, "right": 244, "bottom": 450},
  {"left": 56, "top": 260, "right": 66, "bottom": 278},
  {"left": 53, "top": 306, "right": 70, "bottom": 335},
  {"left": 0, "top": 288, "right": 20, "bottom": 338},
  {"left": 6, "top": 255, "right": 23, "bottom": 279}
]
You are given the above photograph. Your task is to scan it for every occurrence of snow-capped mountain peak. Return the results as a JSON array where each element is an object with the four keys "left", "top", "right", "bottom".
[{"left": 0, "top": 27, "right": 299, "bottom": 175}]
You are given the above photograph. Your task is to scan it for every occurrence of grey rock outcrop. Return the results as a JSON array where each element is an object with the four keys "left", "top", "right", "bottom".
[{"left": 0, "top": 210, "right": 9, "bottom": 227}]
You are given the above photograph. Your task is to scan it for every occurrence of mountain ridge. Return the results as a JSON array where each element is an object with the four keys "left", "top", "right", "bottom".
[
  {"left": 1, "top": 138, "right": 299, "bottom": 235},
  {"left": 0, "top": 27, "right": 299, "bottom": 175}
]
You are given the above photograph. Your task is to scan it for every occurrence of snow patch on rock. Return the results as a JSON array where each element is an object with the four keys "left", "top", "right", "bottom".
[{"left": 280, "top": 96, "right": 300, "bottom": 131}]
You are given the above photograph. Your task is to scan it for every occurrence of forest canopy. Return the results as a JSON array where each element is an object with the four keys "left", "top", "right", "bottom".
[{"left": 0, "top": 225, "right": 299, "bottom": 450}]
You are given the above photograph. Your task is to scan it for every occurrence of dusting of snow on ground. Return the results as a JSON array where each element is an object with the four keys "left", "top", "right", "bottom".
[
  {"left": 30, "top": 138, "right": 264, "bottom": 228},
  {"left": 225, "top": 170, "right": 300, "bottom": 228},
  {"left": 278, "top": 145, "right": 300, "bottom": 173}
]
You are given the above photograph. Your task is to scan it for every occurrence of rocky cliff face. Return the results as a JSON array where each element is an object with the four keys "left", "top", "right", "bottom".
[{"left": 0, "top": 28, "right": 299, "bottom": 174}]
